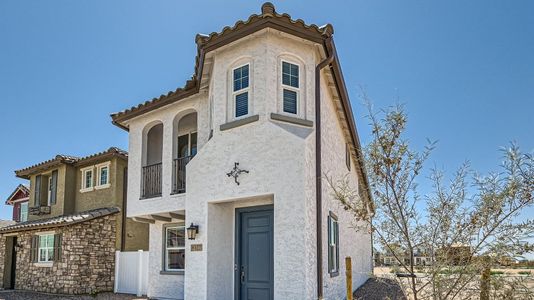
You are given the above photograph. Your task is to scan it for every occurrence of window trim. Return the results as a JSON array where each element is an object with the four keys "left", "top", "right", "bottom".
[
  {"left": 230, "top": 63, "right": 252, "bottom": 120},
  {"left": 80, "top": 166, "right": 94, "bottom": 192},
  {"left": 37, "top": 233, "right": 55, "bottom": 263},
  {"left": 163, "top": 224, "right": 186, "bottom": 272},
  {"left": 47, "top": 176, "right": 53, "bottom": 206},
  {"left": 328, "top": 211, "right": 340, "bottom": 277},
  {"left": 95, "top": 162, "right": 111, "bottom": 189},
  {"left": 280, "top": 60, "right": 301, "bottom": 116}
]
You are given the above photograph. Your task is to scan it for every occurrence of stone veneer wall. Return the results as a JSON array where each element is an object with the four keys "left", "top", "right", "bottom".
[{"left": 0, "top": 214, "right": 117, "bottom": 294}]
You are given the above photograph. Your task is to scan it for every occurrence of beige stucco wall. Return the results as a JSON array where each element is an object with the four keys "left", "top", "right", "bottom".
[
  {"left": 28, "top": 164, "right": 70, "bottom": 220},
  {"left": 25, "top": 156, "right": 148, "bottom": 252}
]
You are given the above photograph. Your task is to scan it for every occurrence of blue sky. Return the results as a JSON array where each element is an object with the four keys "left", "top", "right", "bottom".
[{"left": 0, "top": 0, "right": 532, "bottom": 234}]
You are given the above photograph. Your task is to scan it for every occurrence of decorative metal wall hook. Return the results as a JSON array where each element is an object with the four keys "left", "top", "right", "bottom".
[{"left": 226, "top": 162, "right": 249, "bottom": 185}]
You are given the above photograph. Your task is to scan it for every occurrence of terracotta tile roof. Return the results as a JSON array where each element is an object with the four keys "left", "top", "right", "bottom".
[
  {"left": 110, "top": 2, "right": 333, "bottom": 127},
  {"left": 15, "top": 147, "right": 127, "bottom": 179},
  {"left": 0, "top": 207, "right": 120, "bottom": 233}
]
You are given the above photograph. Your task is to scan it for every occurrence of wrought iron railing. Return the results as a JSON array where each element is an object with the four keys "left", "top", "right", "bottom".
[
  {"left": 173, "top": 156, "right": 193, "bottom": 194},
  {"left": 141, "top": 162, "right": 162, "bottom": 198}
]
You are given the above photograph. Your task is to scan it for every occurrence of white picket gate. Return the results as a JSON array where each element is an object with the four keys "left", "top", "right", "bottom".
[{"left": 114, "top": 250, "right": 149, "bottom": 296}]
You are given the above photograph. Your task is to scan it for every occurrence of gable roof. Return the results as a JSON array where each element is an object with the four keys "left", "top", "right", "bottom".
[
  {"left": 0, "top": 207, "right": 120, "bottom": 233},
  {"left": 15, "top": 147, "right": 128, "bottom": 179},
  {"left": 110, "top": 2, "right": 374, "bottom": 210},
  {"left": 5, "top": 184, "right": 30, "bottom": 205}
]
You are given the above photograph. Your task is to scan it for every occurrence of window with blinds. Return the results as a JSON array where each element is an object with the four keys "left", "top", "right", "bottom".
[
  {"left": 233, "top": 64, "right": 250, "bottom": 118},
  {"left": 282, "top": 61, "right": 299, "bottom": 114}
]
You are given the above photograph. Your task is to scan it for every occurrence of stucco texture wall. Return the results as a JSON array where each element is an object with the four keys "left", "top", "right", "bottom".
[{"left": 319, "top": 71, "right": 373, "bottom": 299}]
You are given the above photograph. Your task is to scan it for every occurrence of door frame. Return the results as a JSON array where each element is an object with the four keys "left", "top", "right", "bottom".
[
  {"left": 3, "top": 236, "right": 17, "bottom": 289},
  {"left": 234, "top": 204, "right": 274, "bottom": 300}
]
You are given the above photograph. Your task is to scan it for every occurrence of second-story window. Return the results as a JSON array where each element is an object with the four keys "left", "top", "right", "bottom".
[
  {"left": 96, "top": 162, "right": 111, "bottom": 189},
  {"left": 20, "top": 202, "right": 28, "bottom": 222},
  {"left": 81, "top": 167, "right": 94, "bottom": 192},
  {"left": 233, "top": 64, "right": 250, "bottom": 118},
  {"left": 282, "top": 61, "right": 299, "bottom": 114}
]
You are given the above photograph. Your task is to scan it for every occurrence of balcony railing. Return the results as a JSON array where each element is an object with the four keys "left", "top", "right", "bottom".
[
  {"left": 141, "top": 162, "right": 162, "bottom": 199},
  {"left": 29, "top": 206, "right": 51, "bottom": 216},
  {"left": 173, "top": 156, "right": 193, "bottom": 194}
]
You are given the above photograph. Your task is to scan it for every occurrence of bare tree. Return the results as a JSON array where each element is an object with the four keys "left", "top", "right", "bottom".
[{"left": 325, "top": 93, "right": 534, "bottom": 300}]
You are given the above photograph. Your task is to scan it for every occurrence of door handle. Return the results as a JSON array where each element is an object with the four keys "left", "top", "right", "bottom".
[{"left": 240, "top": 266, "right": 245, "bottom": 284}]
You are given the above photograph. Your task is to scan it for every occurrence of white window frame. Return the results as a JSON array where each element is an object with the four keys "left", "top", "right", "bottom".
[
  {"left": 95, "top": 162, "right": 111, "bottom": 189},
  {"left": 280, "top": 60, "right": 301, "bottom": 117},
  {"left": 47, "top": 176, "right": 53, "bottom": 206},
  {"left": 231, "top": 63, "right": 252, "bottom": 120},
  {"left": 164, "top": 225, "right": 185, "bottom": 272},
  {"left": 328, "top": 212, "right": 339, "bottom": 275},
  {"left": 20, "top": 202, "right": 28, "bottom": 222},
  {"left": 37, "top": 233, "right": 54, "bottom": 263},
  {"left": 80, "top": 166, "right": 94, "bottom": 192}
]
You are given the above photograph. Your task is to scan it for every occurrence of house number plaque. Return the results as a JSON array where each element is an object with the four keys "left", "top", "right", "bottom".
[{"left": 191, "top": 244, "right": 203, "bottom": 251}]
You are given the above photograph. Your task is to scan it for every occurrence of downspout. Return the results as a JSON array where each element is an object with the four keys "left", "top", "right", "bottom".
[{"left": 315, "top": 41, "right": 334, "bottom": 300}]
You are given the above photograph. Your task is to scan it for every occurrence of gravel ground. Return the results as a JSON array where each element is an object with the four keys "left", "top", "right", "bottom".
[
  {"left": 0, "top": 291, "right": 148, "bottom": 300},
  {"left": 354, "top": 277, "right": 407, "bottom": 300}
]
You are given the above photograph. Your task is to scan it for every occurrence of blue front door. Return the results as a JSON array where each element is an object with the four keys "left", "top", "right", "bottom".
[{"left": 235, "top": 205, "right": 274, "bottom": 300}]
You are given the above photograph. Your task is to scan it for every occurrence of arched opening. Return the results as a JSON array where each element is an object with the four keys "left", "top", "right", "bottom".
[
  {"left": 142, "top": 122, "right": 163, "bottom": 198},
  {"left": 172, "top": 112, "right": 197, "bottom": 194}
]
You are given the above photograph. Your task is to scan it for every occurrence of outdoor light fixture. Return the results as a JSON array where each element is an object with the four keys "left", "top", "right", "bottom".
[
  {"left": 187, "top": 223, "right": 199, "bottom": 240},
  {"left": 14, "top": 243, "right": 23, "bottom": 251}
]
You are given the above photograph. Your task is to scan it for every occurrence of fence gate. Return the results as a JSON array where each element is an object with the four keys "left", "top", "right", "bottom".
[{"left": 114, "top": 250, "right": 149, "bottom": 296}]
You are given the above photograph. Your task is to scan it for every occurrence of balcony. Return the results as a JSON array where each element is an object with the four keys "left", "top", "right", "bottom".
[
  {"left": 29, "top": 206, "right": 51, "bottom": 216},
  {"left": 172, "top": 156, "right": 193, "bottom": 194},
  {"left": 141, "top": 162, "right": 162, "bottom": 199}
]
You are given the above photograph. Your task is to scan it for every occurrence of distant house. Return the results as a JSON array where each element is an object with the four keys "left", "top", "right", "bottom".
[
  {"left": 5, "top": 184, "right": 30, "bottom": 222},
  {"left": 111, "top": 3, "right": 374, "bottom": 299},
  {"left": 0, "top": 147, "right": 149, "bottom": 294}
]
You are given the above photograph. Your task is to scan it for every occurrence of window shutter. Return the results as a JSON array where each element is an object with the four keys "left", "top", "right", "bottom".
[
  {"left": 34, "top": 175, "right": 41, "bottom": 206},
  {"left": 53, "top": 233, "right": 62, "bottom": 261},
  {"left": 30, "top": 236, "right": 38, "bottom": 263},
  {"left": 13, "top": 203, "right": 20, "bottom": 222},
  {"left": 50, "top": 170, "right": 58, "bottom": 205}
]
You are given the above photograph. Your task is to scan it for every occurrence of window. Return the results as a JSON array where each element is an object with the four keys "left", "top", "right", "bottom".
[
  {"left": 346, "top": 143, "right": 351, "bottom": 171},
  {"left": 38, "top": 234, "right": 54, "bottom": 263},
  {"left": 96, "top": 162, "right": 111, "bottom": 188},
  {"left": 282, "top": 61, "right": 299, "bottom": 114},
  {"left": 328, "top": 212, "right": 339, "bottom": 276},
  {"left": 20, "top": 202, "right": 28, "bottom": 222},
  {"left": 81, "top": 167, "right": 94, "bottom": 192},
  {"left": 233, "top": 64, "right": 250, "bottom": 118},
  {"left": 164, "top": 225, "right": 185, "bottom": 271},
  {"left": 47, "top": 177, "right": 53, "bottom": 205}
]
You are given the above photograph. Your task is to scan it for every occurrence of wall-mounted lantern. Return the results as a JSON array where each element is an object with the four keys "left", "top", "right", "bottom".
[
  {"left": 187, "top": 223, "right": 199, "bottom": 240},
  {"left": 14, "top": 243, "right": 23, "bottom": 252}
]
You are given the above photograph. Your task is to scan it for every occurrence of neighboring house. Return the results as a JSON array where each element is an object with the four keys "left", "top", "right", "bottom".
[
  {"left": 111, "top": 3, "right": 373, "bottom": 300},
  {"left": 5, "top": 184, "right": 30, "bottom": 222},
  {"left": 376, "top": 249, "right": 433, "bottom": 267},
  {"left": 0, "top": 147, "right": 149, "bottom": 294}
]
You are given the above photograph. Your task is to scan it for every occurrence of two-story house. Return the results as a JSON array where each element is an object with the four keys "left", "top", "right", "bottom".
[
  {"left": 0, "top": 147, "right": 149, "bottom": 294},
  {"left": 111, "top": 3, "right": 374, "bottom": 300},
  {"left": 5, "top": 184, "right": 30, "bottom": 223}
]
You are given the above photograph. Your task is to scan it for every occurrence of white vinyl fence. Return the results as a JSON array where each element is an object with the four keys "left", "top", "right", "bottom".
[{"left": 114, "top": 250, "right": 149, "bottom": 296}]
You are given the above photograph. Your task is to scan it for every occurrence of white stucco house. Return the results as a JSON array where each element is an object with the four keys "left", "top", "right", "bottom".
[{"left": 111, "top": 3, "right": 374, "bottom": 300}]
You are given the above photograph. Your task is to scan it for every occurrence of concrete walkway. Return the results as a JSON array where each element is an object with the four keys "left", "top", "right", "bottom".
[{"left": 0, "top": 291, "right": 148, "bottom": 300}]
